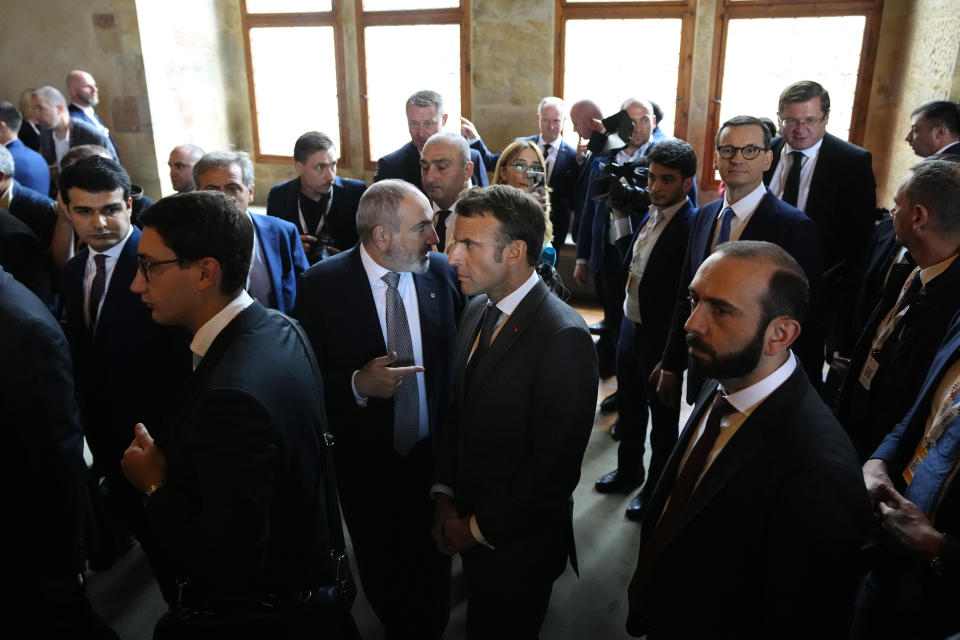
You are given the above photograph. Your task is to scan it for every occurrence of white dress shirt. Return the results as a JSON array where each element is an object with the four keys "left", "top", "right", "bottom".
[
  {"left": 245, "top": 212, "right": 272, "bottom": 307},
  {"left": 768, "top": 137, "right": 824, "bottom": 213},
  {"left": 190, "top": 291, "right": 255, "bottom": 369},
  {"left": 623, "top": 200, "right": 685, "bottom": 323},
  {"left": 712, "top": 182, "right": 768, "bottom": 249}
]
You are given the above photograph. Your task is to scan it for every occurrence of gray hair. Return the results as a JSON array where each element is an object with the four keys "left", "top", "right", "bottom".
[
  {"left": 356, "top": 179, "right": 425, "bottom": 242},
  {"left": 0, "top": 144, "right": 14, "bottom": 177},
  {"left": 538, "top": 96, "right": 564, "bottom": 116},
  {"left": 172, "top": 143, "right": 205, "bottom": 161},
  {"left": 422, "top": 131, "right": 470, "bottom": 165},
  {"left": 32, "top": 86, "right": 67, "bottom": 110},
  {"left": 905, "top": 157, "right": 960, "bottom": 236},
  {"left": 407, "top": 90, "right": 444, "bottom": 116},
  {"left": 193, "top": 150, "right": 254, "bottom": 188}
]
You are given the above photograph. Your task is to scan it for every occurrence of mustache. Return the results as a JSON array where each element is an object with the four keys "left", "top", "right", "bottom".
[{"left": 685, "top": 333, "right": 716, "bottom": 357}]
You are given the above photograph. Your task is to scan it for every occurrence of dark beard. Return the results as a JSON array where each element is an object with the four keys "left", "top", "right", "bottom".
[{"left": 686, "top": 321, "right": 765, "bottom": 381}]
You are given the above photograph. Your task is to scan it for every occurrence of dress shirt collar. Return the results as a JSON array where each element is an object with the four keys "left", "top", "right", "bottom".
[
  {"left": 190, "top": 290, "right": 254, "bottom": 362},
  {"left": 648, "top": 198, "right": 686, "bottom": 225},
  {"left": 492, "top": 269, "right": 539, "bottom": 317},
  {"left": 88, "top": 224, "right": 133, "bottom": 262},
  {"left": 722, "top": 182, "right": 767, "bottom": 222},
  {"left": 71, "top": 103, "right": 97, "bottom": 121},
  {"left": 539, "top": 135, "right": 560, "bottom": 153},
  {"left": 919, "top": 253, "right": 958, "bottom": 287},
  {"left": 782, "top": 136, "right": 824, "bottom": 160},
  {"left": 719, "top": 351, "right": 797, "bottom": 416},
  {"left": 359, "top": 241, "right": 405, "bottom": 289},
  {"left": 935, "top": 141, "right": 960, "bottom": 155}
]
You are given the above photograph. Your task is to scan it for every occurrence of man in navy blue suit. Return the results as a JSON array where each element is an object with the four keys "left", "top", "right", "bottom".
[
  {"left": 374, "top": 89, "right": 488, "bottom": 190},
  {"left": 66, "top": 70, "right": 120, "bottom": 161},
  {"left": 267, "top": 131, "right": 365, "bottom": 264},
  {"left": 293, "top": 179, "right": 464, "bottom": 639},
  {"left": 652, "top": 115, "right": 823, "bottom": 407},
  {"left": 0, "top": 143, "right": 56, "bottom": 249},
  {"left": 906, "top": 100, "right": 960, "bottom": 158},
  {"left": 0, "top": 101, "right": 50, "bottom": 195},
  {"left": 194, "top": 150, "right": 308, "bottom": 313}
]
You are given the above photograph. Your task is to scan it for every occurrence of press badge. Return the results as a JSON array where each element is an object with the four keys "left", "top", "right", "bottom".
[{"left": 859, "top": 354, "right": 880, "bottom": 390}]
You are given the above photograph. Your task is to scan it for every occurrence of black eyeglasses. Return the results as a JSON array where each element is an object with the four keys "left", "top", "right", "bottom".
[
  {"left": 716, "top": 145, "right": 768, "bottom": 160},
  {"left": 136, "top": 256, "right": 180, "bottom": 282}
]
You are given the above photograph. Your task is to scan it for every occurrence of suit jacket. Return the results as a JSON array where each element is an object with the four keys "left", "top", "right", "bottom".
[
  {"left": 6, "top": 138, "right": 50, "bottom": 195},
  {"left": 661, "top": 190, "right": 824, "bottom": 400},
  {"left": 374, "top": 141, "right": 489, "bottom": 189},
  {"left": 249, "top": 211, "right": 309, "bottom": 313},
  {"left": 18, "top": 120, "right": 40, "bottom": 152},
  {"left": 937, "top": 141, "right": 960, "bottom": 157},
  {"left": 0, "top": 207, "right": 51, "bottom": 304},
  {"left": 39, "top": 118, "right": 116, "bottom": 167},
  {"left": 837, "top": 254, "right": 960, "bottom": 459},
  {"left": 9, "top": 178, "right": 56, "bottom": 248},
  {"left": 68, "top": 104, "right": 120, "bottom": 160},
  {"left": 146, "top": 301, "right": 335, "bottom": 603},
  {"left": 436, "top": 279, "right": 599, "bottom": 573},
  {"left": 626, "top": 365, "right": 870, "bottom": 638},
  {"left": 266, "top": 175, "right": 365, "bottom": 259}
]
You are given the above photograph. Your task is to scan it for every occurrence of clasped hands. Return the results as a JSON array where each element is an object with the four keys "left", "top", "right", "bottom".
[
  {"left": 862, "top": 459, "right": 944, "bottom": 562},
  {"left": 431, "top": 494, "right": 477, "bottom": 555}
]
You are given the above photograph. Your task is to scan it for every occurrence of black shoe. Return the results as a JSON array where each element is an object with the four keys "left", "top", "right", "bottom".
[
  {"left": 588, "top": 320, "right": 606, "bottom": 335},
  {"left": 609, "top": 420, "right": 621, "bottom": 441},
  {"left": 600, "top": 391, "right": 618, "bottom": 413},
  {"left": 595, "top": 469, "right": 645, "bottom": 494},
  {"left": 625, "top": 491, "right": 650, "bottom": 521}
]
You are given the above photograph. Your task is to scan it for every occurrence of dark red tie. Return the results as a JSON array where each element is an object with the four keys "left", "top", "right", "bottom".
[{"left": 88, "top": 254, "right": 107, "bottom": 333}]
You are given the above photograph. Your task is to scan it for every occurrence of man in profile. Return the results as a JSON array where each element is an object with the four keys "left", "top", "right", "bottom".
[
  {"left": 167, "top": 143, "right": 204, "bottom": 193},
  {"left": 905, "top": 100, "right": 960, "bottom": 158}
]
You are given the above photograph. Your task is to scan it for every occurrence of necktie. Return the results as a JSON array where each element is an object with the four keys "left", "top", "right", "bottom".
[
  {"left": 434, "top": 209, "right": 451, "bottom": 251},
  {"left": 382, "top": 272, "right": 419, "bottom": 456},
  {"left": 542, "top": 142, "right": 553, "bottom": 181},
  {"left": 88, "top": 254, "right": 107, "bottom": 333},
  {"left": 782, "top": 150, "right": 804, "bottom": 207},
  {"left": 634, "top": 209, "right": 661, "bottom": 251},
  {"left": 465, "top": 303, "right": 500, "bottom": 389},
  {"left": 714, "top": 207, "right": 736, "bottom": 247}
]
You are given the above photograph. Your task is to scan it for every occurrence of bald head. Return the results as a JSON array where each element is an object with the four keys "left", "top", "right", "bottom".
[
  {"left": 169, "top": 144, "right": 205, "bottom": 192},
  {"left": 66, "top": 70, "right": 98, "bottom": 108},
  {"left": 569, "top": 99, "right": 602, "bottom": 138}
]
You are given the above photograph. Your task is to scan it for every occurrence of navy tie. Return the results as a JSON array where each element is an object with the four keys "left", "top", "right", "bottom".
[{"left": 715, "top": 207, "right": 736, "bottom": 247}]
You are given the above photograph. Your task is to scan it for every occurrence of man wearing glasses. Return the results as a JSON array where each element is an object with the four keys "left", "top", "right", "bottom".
[
  {"left": 60, "top": 155, "right": 191, "bottom": 582},
  {"left": 763, "top": 80, "right": 876, "bottom": 378},
  {"left": 653, "top": 115, "right": 823, "bottom": 407}
]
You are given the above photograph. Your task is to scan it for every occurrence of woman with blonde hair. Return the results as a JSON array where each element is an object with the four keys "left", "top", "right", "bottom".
[{"left": 492, "top": 139, "right": 557, "bottom": 267}]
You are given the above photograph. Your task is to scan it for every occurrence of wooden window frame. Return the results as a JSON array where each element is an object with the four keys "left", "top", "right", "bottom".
[
  {"left": 554, "top": 0, "right": 698, "bottom": 141},
  {"left": 701, "top": 0, "right": 884, "bottom": 189},
  {"left": 240, "top": 2, "right": 352, "bottom": 167},
  {"left": 356, "top": 1, "right": 472, "bottom": 171}
]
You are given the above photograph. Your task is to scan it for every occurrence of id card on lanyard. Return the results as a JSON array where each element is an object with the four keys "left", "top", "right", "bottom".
[
  {"left": 298, "top": 190, "right": 334, "bottom": 236},
  {"left": 859, "top": 269, "right": 919, "bottom": 390}
]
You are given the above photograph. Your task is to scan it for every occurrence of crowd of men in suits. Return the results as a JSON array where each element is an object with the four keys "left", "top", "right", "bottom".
[{"left": 4, "top": 67, "right": 960, "bottom": 638}]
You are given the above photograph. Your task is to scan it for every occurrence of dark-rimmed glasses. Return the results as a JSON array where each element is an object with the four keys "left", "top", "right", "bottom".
[
  {"left": 716, "top": 145, "right": 768, "bottom": 160},
  {"left": 136, "top": 256, "right": 180, "bottom": 282}
]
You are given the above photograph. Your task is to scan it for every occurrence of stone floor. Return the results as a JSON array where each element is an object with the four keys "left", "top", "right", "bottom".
[{"left": 86, "top": 303, "right": 695, "bottom": 639}]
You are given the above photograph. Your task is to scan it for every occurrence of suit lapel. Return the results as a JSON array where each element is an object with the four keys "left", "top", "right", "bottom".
[
  {"left": 249, "top": 213, "right": 281, "bottom": 302},
  {"left": 453, "top": 296, "right": 486, "bottom": 408},
  {"left": 739, "top": 190, "right": 776, "bottom": 241},
  {"left": 639, "top": 200, "right": 691, "bottom": 281},
  {"left": 94, "top": 227, "right": 142, "bottom": 342},
  {"left": 414, "top": 264, "right": 441, "bottom": 422}
]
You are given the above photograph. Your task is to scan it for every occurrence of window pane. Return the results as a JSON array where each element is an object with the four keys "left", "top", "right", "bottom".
[
  {"left": 364, "top": 24, "right": 461, "bottom": 162},
  {"left": 718, "top": 16, "right": 866, "bottom": 142},
  {"left": 561, "top": 19, "right": 682, "bottom": 146},
  {"left": 245, "top": 0, "right": 332, "bottom": 13},
  {"left": 362, "top": 0, "right": 458, "bottom": 10},
  {"left": 248, "top": 27, "right": 341, "bottom": 157}
]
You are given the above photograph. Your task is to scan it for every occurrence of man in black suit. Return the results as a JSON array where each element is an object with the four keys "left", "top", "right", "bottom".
[
  {"left": 267, "top": 131, "right": 365, "bottom": 264},
  {"left": 835, "top": 158, "right": 960, "bottom": 459},
  {"left": 60, "top": 156, "right": 191, "bottom": 580},
  {"left": 374, "top": 89, "right": 488, "bottom": 189},
  {"left": 1, "top": 267, "right": 118, "bottom": 639},
  {"left": 436, "top": 185, "right": 599, "bottom": 638},
  {"left": 0, "top": 207, "right": 51, "bottom": 304},
  {"left": 593, "top": 141, "right": 697, "bottom": 522},
  {"left": 652, "top": 115, "right": 823, "bottom": 407},
  {"left": 419, "top": 131, "right": 474, "bottom": 250},
  {"left": 66, "top": 70, "right": 120, "bottom": 161},
  {"left": 294, "top": 179, "right": 462, "bottom": 639},
  {"left": 0, "top": 142, "right": 56, "bottom": 248},
  {"left": 122, "top": 190, "right": 358, "bottom": 638},
  {"left": 762, "top": 81, "right": 876, "bottom": 367},
  {"left": 626, "top": 241, "right": 870, "bottom": 638},
  {"left": 905, "top": 100, "right": 960, "bottom": 158}
]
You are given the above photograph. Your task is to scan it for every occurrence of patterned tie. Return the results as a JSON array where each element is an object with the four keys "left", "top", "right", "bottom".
[
  {"left": 714, "top": 207, "right": 736, "bottom": 247},
  {"left": 465, "top": 302, "right": 500, "bottom": 389},
  {"left": 382, "top": 272, "right": 419, "bottom": 456},
  {"left": 782, "top": 150, "right": 804, "bottom": 207},
  {"left": 88, "top": 254, "right": 107, "bottom": 333},
  {"left": 634, "top": 209, "right": 662, "bottom": 251}
]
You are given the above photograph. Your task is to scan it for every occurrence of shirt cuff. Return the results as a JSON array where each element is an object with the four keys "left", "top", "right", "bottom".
[
  {"left": 465, "top": 135, "right": 480, "bottom": 145},
  {"left": 351, "top": 370, "right": 368, "bottom": 407},
  {"left": 612, "top": 216, "right": 633, "bottom": 241},
  {"left": 470, "top": 515, "right": 494, "bottom": 549},
  {"left": 430, "top": 483, "right": 454, "bottom": 500},
  {"left": 576, "top": 258, "right": 587, "bottom": 265}
]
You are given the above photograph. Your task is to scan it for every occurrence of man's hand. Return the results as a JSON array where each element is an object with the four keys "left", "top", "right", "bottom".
[
  {"left": 431, "top": 494, "right": 458, "bottom": 555},
  {"left": 354, "top": 352, "right": 424, "bottom": 399},
  {"left": 459, "top": 116, "right": 480, "bottom": 141},
  {"left": 862, "top": 458, "right": 894, "bottom": 509},
  {"left": 875, "top": 482, "right": 945, "bottom": 561},
  {"left": 300, "top": 234, "right": 318, "bottom": 256},
  {"left": 573, "top": 263, "right": 588, "bottom": 286},
  {"left": 576, "top": 136, "right": 588, "bottom": 163},
  {"left": 650, "top": 362, "right": 680, "bottom": 408},
  {"left": 121, "top": 423, "right": 167, "bottom": 493},
  {"left": 441, "top": 515, "right": 478, "bottom": 554}
]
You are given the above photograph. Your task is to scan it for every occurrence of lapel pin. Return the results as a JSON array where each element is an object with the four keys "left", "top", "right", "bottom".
[{"left": 430, "top": 292, "right": 436, "bottom": 299}]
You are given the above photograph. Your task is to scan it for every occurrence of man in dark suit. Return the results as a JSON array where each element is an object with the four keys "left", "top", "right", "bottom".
[
  {"left": 1, "top": 267, "right": 119, "bottom": 639},
  {"left": 419, "top": 131, "right": 474, "bottom": 250},
  {"left": 464, "top": 97, "right": 580, "bottom": 252},
  {"left": 122, "top": 190, "right": 358, "bottom": 637},
  {"left": 855, "top": 311, "right": 960, "bottom": 639},
  {"left": 653, "top": 116, "right": 823, "bottom": 407},
  {"left": 593, "top": 141, "right": 698, "bottom": 522},
  {"left": 60, "top": 156, "right": 191, "bottom": 579},
  {"left": 835, "top": 158, "right": 960, "bottom": 460},
  {"left": 66, "top": 70, "right": 120, "bottom": 161},
  {"left": 905, "top": 100, "right": 960, "bottom": 158},
  {"left": 0, "top": 207, "right": 51, "bottom": 304},
  {"left": 194, "top": 150, "right": 309, "bottom": 313},
  {"left": 763, "top": 81, "right": 876, "bottom": 365},
  {"left": 294, "top": 179, "right": 463, "bottom": 639},
  {"left": 267, "top": 131, "right": 365, "bottom": 264},
  {"left": 0, "top": 100, "right": 50, "bottom": 195},
  {"left": 626, "top": 241, "right": 870, "bottom": 638},
  {"left": 374, "top": 89, "right": 488, "bottom": 190},
  {"left": 0, "top": 143, "right": 56, "bottom": 248},
  {"left": 436, "top": 185, "right": 599, "bottom": 638}
]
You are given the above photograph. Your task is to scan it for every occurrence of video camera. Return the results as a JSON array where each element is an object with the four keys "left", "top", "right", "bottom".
[
  {"left": 589, "top": 158, "right": 651, "bottom": 215},
  {"left": 586, "top": 109, "right": 635, "bottom": 156}
]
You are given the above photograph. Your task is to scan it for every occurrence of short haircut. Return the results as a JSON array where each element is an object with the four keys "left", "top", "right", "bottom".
[
  {"left": 293, "top": 131, "right": 336, "bottom": 163},
  {"left": 455, "top": 185, "right": 545, "bottom": 267},
  {"left": 423, "top": 131, "right": 470, "bottom": 165},
  {"left": 59, "top": 155, "right": 131, "bottom": 205},
  {"left": 59, "top": 144, "right": 111, "bottom": 172},
  {"left": 714, "top": 240, "right": 810, "bottom": 325},
  {"left": 650, "top": 100, "right": 665, "bottom": 125},
  {"left": 538, "top": 96, "right": 564, "bottom": 115},
  {"left": 193, "top": 150, "right": 254, "bottom": 188},
  {"left": 778, "top": 80, "right": 831, "bottom": 115},
  {"left": 911, "top": 101, "right": 960, "bottom": 137},
  {"left": 356, "top": 179, "right": 423, "bottom": 242},
  {"left": 0, "top": 102, "right": 23, "bottom": 134},
  {"left": 646, "top": 139, "right": 698, "bottom": 178},
  {"left": 32, "top": 86, "right": 67, "bottom": 110},
  {"left": 904, "top": 157, "right": 960, "bottom": 236},
  {"left": 621, "top": 97, "right": 655, "bottom": 117},
  {"left": 139, "top": 191, "right": 253, "bottom": 296},
  {"left": 172, "top": 143, "right": 205, "bottom": 161},
  {"left": 717, "top": 115, "right": 772, "bottom": 150},
  {"left": 0, "top": 144, "right": 13, "bottom": 177},
  {"left": 758, "top": 116, "right": 778, "bottom": 139},
  {"left": 407, "top": 90, "right": 444, "bottom": 116}
]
